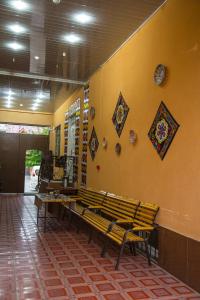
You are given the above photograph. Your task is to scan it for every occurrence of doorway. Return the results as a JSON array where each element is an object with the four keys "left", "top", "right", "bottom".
[
  {"left": 24, "top": 149, "right": 42, "bottom": 193},
  {"left": 0, "top": 130, "right": 49, "bottom": 193}
]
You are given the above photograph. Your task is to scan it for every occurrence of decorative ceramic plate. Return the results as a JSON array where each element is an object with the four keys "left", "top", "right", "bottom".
[
  {"left": 115, "top": 143, "right": 121, "bottom": 155},
  {"left": 154, "top": 64, "right": 167, "bottom": 86},
  {"left": 90, "top": 106, "right": 95, "bottom": 119},
  {"left": 102, "top": 137, "right": 108, "bottom": 149},
  {"left": 129, "top": 130, "right": 137, "bottom": 144}
]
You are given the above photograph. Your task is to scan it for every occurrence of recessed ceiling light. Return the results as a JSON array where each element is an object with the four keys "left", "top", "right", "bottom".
[
  {"left": 35, "top": 98, "right": 43, "bottom": 103},
  {"left": 4, "top": 95, "right": 14, "bottom": 102},
  {"left": 10, "top": 0, "right": 30, "bottom": 11},
  {"left": 7, "top": 96, "right": 14, "bottom": 101},
  {"left": 38, "top": 93, "right": 46, "bottom": 99},
  {"left": 31, "top": 103, "right": 39, "bottom": 111},
  {"left": 63, "top": 33, "right": 83, "bottom": 44},
  {"left": 34, "top": 56, "right": 40, "bottom": 60},
  {"left": 52, "top": 0, "right": 61, "bottom": 3},
  {"left": 72, "top": 12, "right": 94, "bottom": 24},
  {"left": 33, "top": 80, "right": 40, "bottom": 85},
  {"left": 7, "top": 23, "right": 27, "bottom": 34},
  {"left": 6, "top": 41, "right": 25, "bottom": 51},
  {"left": 4, "top": 89, "right": 15, "bottom": 96},
  {"left": 5, "top": 103, "right": 13, "bottom": 108}
]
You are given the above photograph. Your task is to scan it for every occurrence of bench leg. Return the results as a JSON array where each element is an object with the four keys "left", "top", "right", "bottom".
[
  {"left": 129, "top": 243, "right": 136, "bottom": 256},
  {"left": 144, "top": 240, "right": 151, "bottom": 266},
  {"left": 44, "top": 203, "right": 47, "bottom": 233},
  {"left": 101, "top": 239, "right": 108, "bottom": 257},
  {"left": 132, "top": 243, "right": 137, "bottom": 256},
  {"left": 62, "top": 207, "right": 66, "bottom": 220},
  {"left": 88, "top": 230, "right": 93, "bottom": 244},
  {"left": 67, "top": 212, "right": 73, "bottom": 230},
  {"left": 76, "top": 223, "right": 80, "bottom": 233},
  {"left": 115, "top": 243, "right": 126, "bottom": 270},
  {"left": 37, "top": 207, "right": 39, "bottom": 225}
]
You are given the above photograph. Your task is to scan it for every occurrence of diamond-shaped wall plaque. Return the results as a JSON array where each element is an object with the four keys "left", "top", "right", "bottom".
[
  {"left": 148, "top": 101, "right": 179, "bottom": 160},
  {"left": 112, "top": 92, "right": 129, "bottom": 137},
  {"left": 89, "top": 127, "right": 99, "bottom": 160}
]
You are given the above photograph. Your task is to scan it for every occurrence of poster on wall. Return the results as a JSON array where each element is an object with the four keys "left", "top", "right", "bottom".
[
  {"left": 81, "top": 85, "right": 90, "bottom": 186},
  {"left": 112, "top": 92, "right": 129, "bottom": 137},
  {"left": 148, "top": 101, "right": 179, "bottom": 160}
]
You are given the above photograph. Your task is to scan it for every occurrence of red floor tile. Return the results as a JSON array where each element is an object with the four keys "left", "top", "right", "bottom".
[
  {"left": 127, "top": 290, "right": 150, "bottom": 299},
  {"left": 77, "top": 296, "right": 99, "bottom": 300},
  {"left": 47, "top": 287, "right": 68, "bottom": 298},
  {"left": 96, "top": 283, "right": 115, "bottom": 292},
  {"left": 68, "top": 276, "right": 85, "bottom": 284},
  {"left": 44, "top": 278, "right": 63, "bottom": 287},
  {"left": 62, "top": 268, "right": 80, "bottom": 276},
  {"left": 110, "top": 272, "right": 128, "bottom": 280},
  {"left": 40, "top": 270, "right": 58, "bottom": 277},
  {"left": 150, "top": 287, "right": 172, "bottom": 297},
  {"left": 118, "top": 280, "right": 137, "bottom": 289},
  {"left": 89, "top": 274, "right": 107, "bottom": 282},
  {"left": 103, "top": 293, "right": 127, "bottom": 300},
  {"left": 19, "top": 289, "right": 42, "bottom": 300},
  {"left": 72, "top": 285, "right": 92, "bottom": 294}
]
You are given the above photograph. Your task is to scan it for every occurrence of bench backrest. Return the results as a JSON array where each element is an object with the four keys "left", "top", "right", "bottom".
[
  {"left": 101, "top": 193, "right": 138, "bottom": 221},
  {"left": 78, "top": 188, "right": 106, "bottom": 207},
  {"left": 133, "top": 201, "right": 159, "bottom": 227}
]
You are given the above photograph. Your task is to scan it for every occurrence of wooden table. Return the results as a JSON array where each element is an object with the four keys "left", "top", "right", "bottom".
[
  {"left": 35, "top": 193, "right": 70, "bottom": 232},
  {"left": 39, "top": 179, "right": 78, "bottom": 196}
]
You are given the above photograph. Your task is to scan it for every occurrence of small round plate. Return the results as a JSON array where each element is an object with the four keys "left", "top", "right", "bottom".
[
  {"left": 129, "top": 130, "right": 137, "bottom": 144},
  {"left": 115, "top": 143, "right": 121, "bottom": 155},
  {"left": 102, "top": 137, "right": 108, "bottom": 149},
  {"left": 154, "top": 64, "right": 166, "bottom": 86},
  {"left": 90, "top": 106, "right": 95, "bottom": 119}
]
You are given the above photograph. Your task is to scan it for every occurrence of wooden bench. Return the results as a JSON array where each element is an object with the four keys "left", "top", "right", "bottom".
[
  {"left": 62, "top": 188, "right": 106, "bottom": 225},
  {"left": 81, "top": 193, "right": 139, "bottom": 240},
  {"left": 62, "top": 188, "right": 159, "bottom": 270},
  {"left": 100, "top": 201, "right": 159, "bottom": 269}
]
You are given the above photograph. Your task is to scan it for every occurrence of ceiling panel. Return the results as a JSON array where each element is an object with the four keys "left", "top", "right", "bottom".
[{"left": 0, "top": 0, "right": 165, "bottom": 112}]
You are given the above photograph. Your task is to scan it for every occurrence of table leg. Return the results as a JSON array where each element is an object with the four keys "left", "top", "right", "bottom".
[
  {"left": 37, "top": 207, "right": 39, "bottom": 226},
  {"left": 44, "top": 203, "right": 47, "bottom": 232}
]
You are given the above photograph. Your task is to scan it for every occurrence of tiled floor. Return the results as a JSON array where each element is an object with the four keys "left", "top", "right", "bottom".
[{"left": 0, "top": 195, "right": 199, "bottom": 300}]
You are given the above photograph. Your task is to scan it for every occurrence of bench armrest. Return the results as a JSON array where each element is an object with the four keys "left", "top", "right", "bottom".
[
  {"left": 82, "top": 205, "right": 103, "bottom": 216},
  {"left": 62, "top": 198, "right": 77, "bottom": 208},
  {"left": 107, "top": 218, "right": 134, "bottom": 233},
  {"left": 132, "top": 226, "right": 154, "bottom": 232},
  {"left": 89, "top": 205, "right": 103, "bottom": 209},
  {"left": 116, "top": 218, "right": 134, "bottom": 224}
]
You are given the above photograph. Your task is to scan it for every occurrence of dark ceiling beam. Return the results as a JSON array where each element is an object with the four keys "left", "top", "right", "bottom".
[{"left": 0, "top": 69, "right": 85, "bottom": 86}]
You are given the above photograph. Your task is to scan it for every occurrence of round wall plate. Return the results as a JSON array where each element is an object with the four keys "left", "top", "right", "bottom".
[
  {"left": 90, "top": 106, "right": 95, "bottom": 119},
  {"left": 154, "top": 64, "right": 167, "bottom": 86},
  {"left": 129, "top": 130, "right": 137, "bottom": 144},
  {"left": 115, "top": 143, "right": 121, "bottom": 155},
  {"left": 102, "top": 137, "right": 108, "bottom": 149}
]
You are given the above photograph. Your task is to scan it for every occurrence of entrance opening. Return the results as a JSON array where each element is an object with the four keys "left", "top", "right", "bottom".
[{"left": 24, "top": 149, "right": 42, "bottom": 193}]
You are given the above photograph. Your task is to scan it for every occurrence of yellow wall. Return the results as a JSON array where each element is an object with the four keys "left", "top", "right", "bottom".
[
  {"left": 0, "top": 109, "right": 53, "bottom": 126},
  {"left": 53, "top": 0, "right": 200, "bottom": 241},
  {"left": 0, "top": 109, "right": 53, "bottom": 147}
]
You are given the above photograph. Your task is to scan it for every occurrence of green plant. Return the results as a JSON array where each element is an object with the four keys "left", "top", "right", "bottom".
[{"left": 25, "top": 150, "right": 42, "bottom": 167}]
